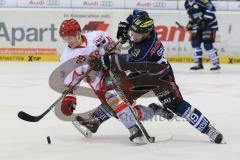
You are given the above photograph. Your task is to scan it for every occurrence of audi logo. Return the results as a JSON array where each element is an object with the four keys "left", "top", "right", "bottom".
[
  {"left": 0, "top": 0, "right": 6, "bottom": 5},
  {"left": 46, "top": 0, "right": 60, "bottom": 6},
  {"left": 100, "top": 1, "right": 113, "bottom": 7},
  {"left": 153, "top": 2, "right": 167, "bottom": 8}
]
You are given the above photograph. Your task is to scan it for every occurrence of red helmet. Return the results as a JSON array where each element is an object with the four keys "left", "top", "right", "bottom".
[{"left": 59, "top": 19, "right": 81, "bottom": 37}]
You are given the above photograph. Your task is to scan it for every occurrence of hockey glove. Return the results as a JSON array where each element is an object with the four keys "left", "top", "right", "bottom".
[
  {"left": 186, "top": 20, "right": 194, "bottom": 30},
  {"left": 88, "top": 55, "right": 104, "bottom": 71},
  {"left": 88, "top": 51, "right": 110, "bottom": 71},
  {"left": 88, "top": 51, "right": 102, "bottom": 71},
  {"left": 61, "top": 94, "right": 76, "bottom": 116},
  {"left": 197, "top": 19, "right": 206, "bottom": 29},
  {"left": 116, "top": 21, "right": 130, "bottom": 44}
]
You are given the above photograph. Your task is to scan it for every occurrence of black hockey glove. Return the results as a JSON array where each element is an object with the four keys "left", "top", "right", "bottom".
[
  {"left": 187, "top": 18, "right": 205, "bottom": 30},
  {"left": 88, "top": 53, "right": 110, "bottom": 71},
  {"left": 116, "top": 21, "right": 130, "bottom": 44},
  {"left": 186, "top": 20, "right": 194, "bottom": 30},
  {"left": 197, "top": 19, "right": 206, "bottom": 29},
  {"left": 88, "top": 55, "right": 103, "bottom": 71}
]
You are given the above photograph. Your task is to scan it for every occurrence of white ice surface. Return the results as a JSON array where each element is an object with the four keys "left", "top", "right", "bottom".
[{"left": 0, "top": 63, "right": 240, "bottom": 160}]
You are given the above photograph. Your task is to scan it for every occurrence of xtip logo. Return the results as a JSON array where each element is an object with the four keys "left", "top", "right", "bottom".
[
  {"left": 82, "top": 21, "right": 109, "bottom": 32},
  {"left": 28, "top": 56, "right": 41, "bottom": 61}
]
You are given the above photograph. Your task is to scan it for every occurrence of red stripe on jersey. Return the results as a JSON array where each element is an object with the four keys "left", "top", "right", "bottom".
[{"left": 114, "top": 102, "right": 128, "bottom": 114}]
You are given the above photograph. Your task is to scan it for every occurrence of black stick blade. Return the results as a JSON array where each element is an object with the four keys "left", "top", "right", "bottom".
[
  {"left": 175, "top": 21, "right": 180, "bottom": 26},
  {"left": 18, "top": 111, "right": 40, "bottom": 122}
]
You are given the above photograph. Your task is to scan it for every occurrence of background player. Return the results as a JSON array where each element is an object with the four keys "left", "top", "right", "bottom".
[{"left": 185, "top": 0, "right": 220, "bottom": 70}]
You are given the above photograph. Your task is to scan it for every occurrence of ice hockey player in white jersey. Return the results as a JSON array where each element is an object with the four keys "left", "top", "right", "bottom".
[{"left": 57, "top": 18, "right": 173, "bottom": 144}]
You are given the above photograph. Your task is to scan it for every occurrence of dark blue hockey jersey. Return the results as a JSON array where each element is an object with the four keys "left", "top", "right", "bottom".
[{"left": 184, "top": 0, "right": 218, "bottom": 30}]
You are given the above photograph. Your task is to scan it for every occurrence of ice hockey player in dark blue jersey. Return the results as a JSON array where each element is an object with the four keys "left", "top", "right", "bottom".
[
  {"left": 117, "top": 9, "right": 167, "bottom": 64},
  {"left": 82, "top": 9, "right": 225, "bottom": 144},
  {"left": 184, "top": 0, "right": 220, "bottom": 70},
  {"left": 114, "top": 9, "right": 225, "bottom": 143}
]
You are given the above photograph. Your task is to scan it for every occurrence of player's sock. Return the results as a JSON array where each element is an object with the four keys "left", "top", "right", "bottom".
[
  {"left": 171, "top": 100, "right": 225, "bottom": 143},
  {"left": 171, "top": 100, "right": 210, "bottom": 133},
  {"left": 133, "top": 104, "right": 174, "bottom": 121},
  {"left": 206, "top": 47, "right": 221, "bottom": 71},
  {"left": 190, "top": 48, "right": 203, "bottom": 70},
  {"left": 133, "top": 105, "right": 154, "bottom": 121}
]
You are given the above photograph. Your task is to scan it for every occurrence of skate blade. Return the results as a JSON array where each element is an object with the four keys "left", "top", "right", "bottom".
[
  {"left": 190, "top": 70, "right": 221, "bottom": 74},
  {"left": 132, "top": 137, "right": 148, "bottom": 145},
  {"left": 72, "top": 120, "right": 93, "bottom": 138},
  {"left": 209, "top": 70, "right": 221, "bottom": 74},
  {"left": 190, "top": 70, "right": 204, "bottom": 74},
  {"left": 132, "top": 133, "right": 173, "bottom": 144}
]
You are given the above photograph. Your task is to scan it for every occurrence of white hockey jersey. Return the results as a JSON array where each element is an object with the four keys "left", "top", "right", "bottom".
[{"left": 60, "top": 31, "right": 112, "bottom": 92}]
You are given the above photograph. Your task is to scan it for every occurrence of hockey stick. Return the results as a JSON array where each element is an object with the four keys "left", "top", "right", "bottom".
[
  {"left": 175, "top": 21, "right": 186, "bottom": 30},
  {"left": 18, "top": 39, "right": 122, "bottom": 122},
  {"left": 111, "top": 73, "right": 156, "bottom": 143},
  {"left": 18, "top": 68, "right": 92, "bottom": 122}
]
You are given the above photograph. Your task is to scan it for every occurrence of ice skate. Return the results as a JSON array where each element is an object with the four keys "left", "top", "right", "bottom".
[
  {"left": 206, "top": 125, "right": 226, "bottom": 144},
  {"left": 190, "top": 63, "right": 204, "bottom": 70},
  {"left": 148, "top": 103, "right": 174, "bottom": 120},
  {"left": 76, "top": 115, "right": 101, "bottom": 133},
  {"left": 129, "top": 125, "right": 146, "bottom": 144},
  {"left": 210, "top": 64, "right": 221, "bottom": 71}
]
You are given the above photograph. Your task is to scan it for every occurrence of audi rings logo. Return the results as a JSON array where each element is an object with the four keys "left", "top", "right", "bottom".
[
  {"left": 46, "top": 0, "right": 60, "bottom": 6},
  {"left": 154, "top": 2, "right": 167, "bottom": 8},
  {"left": 100, "top": 1, "right": 113, "bottom": 7},
  {"left": 0, "top": 0, "right": 6, "bottom": 5}
]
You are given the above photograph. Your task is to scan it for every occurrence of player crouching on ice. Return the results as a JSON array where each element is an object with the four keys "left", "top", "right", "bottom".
[
  {"left": 86, "top": 9, "right": 226, "bottom": 144},
  {"left": 56, "top": 18, "right": 173, "bottom": 144}
]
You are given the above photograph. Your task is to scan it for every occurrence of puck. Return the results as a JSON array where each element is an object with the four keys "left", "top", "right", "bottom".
[{"left": 47, "top": 136, "right": 51, "bottom": 144}]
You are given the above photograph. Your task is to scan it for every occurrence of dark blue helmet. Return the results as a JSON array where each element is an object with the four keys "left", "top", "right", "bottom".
[{"left": 130, "top": 13, "right": 154, "bottom": 34}]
